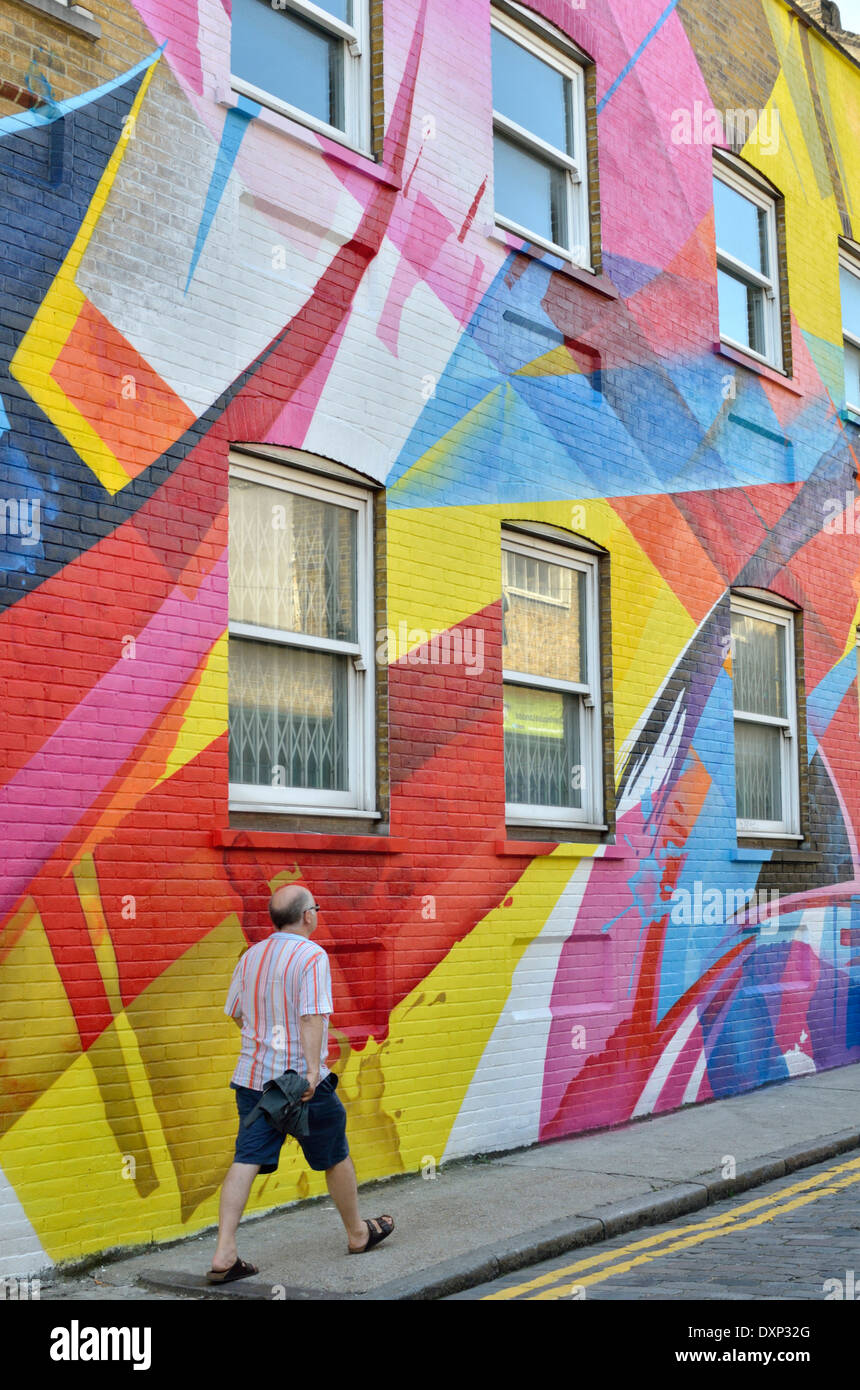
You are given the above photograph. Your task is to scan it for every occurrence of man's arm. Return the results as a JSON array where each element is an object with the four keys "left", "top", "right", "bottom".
[{"left": 298, "top": 1013, "right": 327, "bottom": 1099}]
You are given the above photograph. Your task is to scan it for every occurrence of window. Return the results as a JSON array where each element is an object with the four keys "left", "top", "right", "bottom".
[
  {"left": 713, "top": 158, "right": 782, "bottom": 367},
  {"left": 731, "top": 595, "right": 799, "bottom": 837},
  {"left": 491, "top": 10, "right": 589, "bottom": 263},
  {"left": 839, "top": 250, "right": 860, "bottom": 413},
  {"left": 228, "top": 455, "right": 376, "bottom": 814},
  {"left": 502, "top": 531, "right": 602, "bottom": 826},
  {"left": 231, "top": 0, "right": 370, "bottom": 149}
]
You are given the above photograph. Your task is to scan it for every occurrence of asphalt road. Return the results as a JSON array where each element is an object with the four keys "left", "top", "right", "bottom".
[{"left": 447, "top": 1152, "right": 860, "bottom": 1301}]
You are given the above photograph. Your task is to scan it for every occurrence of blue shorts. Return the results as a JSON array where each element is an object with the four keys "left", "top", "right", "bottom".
[{"left": 231, "top": 1073, "right": 349, "bottom": 1174}]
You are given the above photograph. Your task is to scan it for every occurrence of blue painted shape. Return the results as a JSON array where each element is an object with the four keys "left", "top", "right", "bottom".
[
  {"left": 806, "top": 648, "right": 857, "bottom": 755},
  {"left": 601, "top": 251, "right": 663, "bottom": 299},
  {"left": 184, "top": 95, "right": 260, "bottom": 294},
  {"left": 597, "top": 0, "right": 680, "bottom": 113},
  {"left": 0, "top": 47, "right": 164, "bottom": 138},
  {"left": 0, "top": 395, "right": 9, "bottom": 437}
]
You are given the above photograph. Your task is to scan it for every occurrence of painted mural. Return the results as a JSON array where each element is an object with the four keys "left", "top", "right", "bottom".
[{"left": 1, "top": 0, "right": 860, "bottom": 1274}]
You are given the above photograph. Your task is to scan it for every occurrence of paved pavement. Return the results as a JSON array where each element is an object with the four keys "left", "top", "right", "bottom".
[{"left": 35, "top": 1060, "right": 860, "bottom": 1301}]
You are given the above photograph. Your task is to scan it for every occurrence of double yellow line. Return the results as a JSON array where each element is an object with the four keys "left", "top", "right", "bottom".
[{"left": 485, "top": 1153, "right": 860, "bottom": 1299}]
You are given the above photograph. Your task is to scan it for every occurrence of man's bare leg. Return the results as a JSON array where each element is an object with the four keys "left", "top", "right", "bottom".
[
  {"left": 211, "top": 1161, "right": 260, "bottom": 1271},
  {"left": 325, "top": 1155, "right": 392, "bottom": 1251}
]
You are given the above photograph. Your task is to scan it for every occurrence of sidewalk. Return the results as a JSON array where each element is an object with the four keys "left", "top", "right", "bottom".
[{"left": 46, "top": 1062, "right": 860, "bottom": 1301}]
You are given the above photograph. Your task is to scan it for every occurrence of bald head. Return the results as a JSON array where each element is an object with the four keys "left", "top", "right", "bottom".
[{"left": 269, "top": 883, "right": 315, "bottom": 931}]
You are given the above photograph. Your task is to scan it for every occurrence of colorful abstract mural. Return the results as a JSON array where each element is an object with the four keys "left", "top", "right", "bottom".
[{"left": 2, "top": 0, "right": 860, "bottom": 1275}]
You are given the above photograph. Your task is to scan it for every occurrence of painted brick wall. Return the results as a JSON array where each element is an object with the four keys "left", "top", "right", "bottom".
[{"left": 1, "top": 0, "right": 860, "bottom": 1275}]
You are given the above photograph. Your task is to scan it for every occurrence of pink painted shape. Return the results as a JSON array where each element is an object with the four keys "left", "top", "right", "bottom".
[
  {"left": 0, "top": 552, "right": 227, "bottom": 920},
  {"left": 597, "top": 0, "right": 714, "bottom": 269},
  {"left": 650, "top": 1012, "right": 706, "bottom": 1112},
  {"left": 132, "top": 0, "right": 204, "bottom": 95}
]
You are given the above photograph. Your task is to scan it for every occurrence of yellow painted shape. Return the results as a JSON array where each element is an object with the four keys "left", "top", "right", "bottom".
[
  {"left": 0, "top": 899, "right": 81, "bottom": 1136},
  {"left": 10, "top": 55, "right": 161, "bottom": 496},
  {"left": 387, "top": 498, "right": 694, "bottom": 759},
  {"left": 327, "top": 853, "right": 584, "bottom": 1178},
  {"left": 0, "top": 915, "right": 248, "bottom": 1259},
  {"left": 268, "top": 865, "right": 302, "bottom": 891},
  {"left": 0, "top": 855, "right": 587, "bottom": 1256},
  {"left": 756, "top": 2, "right": 854, "bottom": 345},
  {"left": 157, "top": 631, "right": 228, "bottom": 786},
  {"left": 72, "top": 853, "right": 122, "bottom": 1016},
  {"left": 514, "top": 345, "right": 581, "bottom": 378}
]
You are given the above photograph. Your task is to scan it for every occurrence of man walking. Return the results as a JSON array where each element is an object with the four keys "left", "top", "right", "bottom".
[{"left": 208, "top": 883, "right": 394, "bottom": 1283}]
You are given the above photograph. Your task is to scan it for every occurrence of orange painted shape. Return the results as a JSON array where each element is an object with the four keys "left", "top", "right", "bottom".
[
  {"left": 611, "top": 493, "right": 725, "bottom": 625},
  {"left": 50, "top": 298, "right": 195, "bottom": 480}
]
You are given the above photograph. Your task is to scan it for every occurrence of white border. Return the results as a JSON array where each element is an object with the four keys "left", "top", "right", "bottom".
[
  {"left": 713, "top": 158, "right": 782, "bottom": 370},
  {"left": 230, "top": 0, "right": 371, "bottom": 153},
  {"left": 731, "top": 593, "right": 799, "bottom": 837},
  {"left": 228, "top": 451, "right": 376, "bottom": 815},
  {"left": 490, "top": 8, "right": 590, "bottom": 267},
  {"left": 502, "top": 531, "right": 602, "bottom": 827}
]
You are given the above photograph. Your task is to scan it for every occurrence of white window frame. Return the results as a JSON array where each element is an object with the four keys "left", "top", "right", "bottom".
[
  {"left": 228, "top": 453, "right": 376, "bottom": 816},
  {"left": 839, "top": 247, "right": 860, "bottom": 415},
  {"left": 713, "top": 156, "right": 783, "bottom": 370},
  {"left": 231, "top": 0, "right": 371, "bottom": 154},
  {"left": 731, "top": 593, "right": 799, "bottom": 838},
  {"left": 502, "top": 531, "right": 603, "bottom": 828},
  {"left": 491, "top": 8, "right": 590, "bottom": 267}
]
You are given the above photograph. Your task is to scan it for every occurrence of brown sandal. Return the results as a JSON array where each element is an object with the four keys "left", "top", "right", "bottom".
[
  {"left": 348, "top": 1215, "right": 394, "bottom": 1254},
  {"left": 206, "top": 1257, "right": 258, "bottom": 1284}
]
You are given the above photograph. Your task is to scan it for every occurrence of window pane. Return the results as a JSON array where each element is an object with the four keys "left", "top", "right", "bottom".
[
  {"left": 731, "top": 612, "right": 786, "bottom": 718},
  {"left": 232, "top": 0, "right": 345, "bottom": 130},
  {"left": 735, "top": 719, "right": 782, "bottom": 823},
  {"left": 491, "top": 28, "right": 573, "bottom": 154},
  {"left": 494, "top": 133, "right": 568, "bottom": 246},
  {"left": 717, "top": 268, "right": 766, "bottom": 355},
  {"left": 713, "top": 177, "right": 769, "bottom": 275},
  {"left": 845, "top": 339, "right": 860, "bottom": 409},
  {"left": 840, "top": 265, "right": 860, "bottom": 340},
  {"left": 504, "top": 684, "right": 582, "bottom": 808},
  {"left": 314, "top": 0, "right": 351, "bottom": 20},
  {"left": 230, "top": 479, "right": 357, "bottom": 641},
  {"left": 502, "top": 549, "right": 585, "bottom": 682},
  {"left": 229, "top": 637, "right": 349, "bottom": 791}
]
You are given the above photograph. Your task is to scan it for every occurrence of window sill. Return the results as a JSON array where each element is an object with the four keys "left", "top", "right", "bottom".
[
  {"left": 214, "top": 828, "right": 407, "bottom": 854},
  {"left": 839, "top": 406, "right": 860, "bottom": 426},
  {"left": 487, "top": 228, "right": 619, "bottom": 300},
  {"left": 6, "top": 0, "right": 100, "bottom": 39},
  {"left": 713, "top": 341, "right": 803, "bottom": 396},
  {"left": 219, "top": 83, "right": 400, "bottom": 190},
  {"left": 496, "top": 839, "right": 632, "bottom": 858},
  {"left": 732, "top": 843, "right": 817, "bottom": 862}
]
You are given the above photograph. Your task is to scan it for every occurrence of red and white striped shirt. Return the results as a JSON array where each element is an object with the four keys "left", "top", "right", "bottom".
[{"left": 225, "top": 932, "right": 334, "bottom": 1091}]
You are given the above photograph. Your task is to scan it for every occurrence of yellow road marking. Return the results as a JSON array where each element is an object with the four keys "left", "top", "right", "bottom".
[{"left": 486, "top": 1154, "right": 860, "bottom": 1299}]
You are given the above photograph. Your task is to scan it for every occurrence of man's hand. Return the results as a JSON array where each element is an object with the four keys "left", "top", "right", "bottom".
[
  {"left": 301, "top": 1071, "right": 320, "bottom": 1102},
  {"left": 299, "top": 1012, "right": 327, "bottom": 1101}
]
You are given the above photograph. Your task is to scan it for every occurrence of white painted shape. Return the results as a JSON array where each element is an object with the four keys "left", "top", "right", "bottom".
[
  {"left": 682, "top": 1047, "right": 707, "bottom": 1104},
  {"left": 783, "top": 1044, "right": 816, "bottom": 1076},
  {"left": 0, "top": 1161, "right": 52, "bottom": 1278},
  {"left": 442, "top": 859, "right": 593, "bottom": 1161},
  {"left": 303, "top": 238, "right": 465, "bottom": 481},
  {"left": 79, "top": 161, "right": 362, "bottom": 419},
  {"left": 632, "top": 1007, "right": 700, "bottom": 1117}
]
